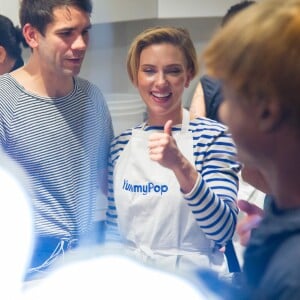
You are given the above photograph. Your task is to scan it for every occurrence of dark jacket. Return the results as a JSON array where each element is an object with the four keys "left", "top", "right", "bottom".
[
  {"left": 200, "top": 75, "right": 223, "bottom": 122},
  {"left": 243, "top": 200, "right": 300, "bottom": 299}
]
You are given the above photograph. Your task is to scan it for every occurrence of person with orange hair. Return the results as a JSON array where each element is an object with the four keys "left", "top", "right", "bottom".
[{"left": 203, "top": 0, "right": 300, "bottom": 298}]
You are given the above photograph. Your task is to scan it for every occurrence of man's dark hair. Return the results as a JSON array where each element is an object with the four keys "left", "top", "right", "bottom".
[
  {"left": 20, "top": 0, "right": 93, "bottom": 35},
  {"left": 222, "top": 1, "right": 256, "bottom": 26},
  {"left": 0, "top": 14, "right": 28, "bottom": 68}
]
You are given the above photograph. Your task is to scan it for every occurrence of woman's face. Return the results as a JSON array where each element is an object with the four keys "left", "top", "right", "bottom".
[{"left": 136, "top": 43, "right": 191, "bottom": 125}]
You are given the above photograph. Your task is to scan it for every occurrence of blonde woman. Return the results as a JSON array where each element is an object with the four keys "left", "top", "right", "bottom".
[{"left": 106, "top": 26, "right": 240, "bottom": 275}]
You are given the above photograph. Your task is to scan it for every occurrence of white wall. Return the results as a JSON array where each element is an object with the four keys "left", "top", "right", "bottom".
[{"left": 1, "top": 0, "right": 221, "bottom": 107}]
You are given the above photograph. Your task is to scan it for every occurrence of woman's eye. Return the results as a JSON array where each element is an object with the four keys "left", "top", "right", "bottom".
[{"left": 143, "top": 68, "right": 155, "bottom": 74}]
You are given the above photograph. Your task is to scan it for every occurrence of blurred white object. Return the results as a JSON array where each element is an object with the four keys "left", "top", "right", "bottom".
[
  {"left": 23, "top": 253, "right": 220, "bottom": 300},
  {"left": 105, "top": 93, "right": 146, "bottom": 136},
  {"left": 0, "top": 152, "right": 33, "bottom": 299}
]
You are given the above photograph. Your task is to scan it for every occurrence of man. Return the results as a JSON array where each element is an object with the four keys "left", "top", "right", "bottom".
[
  {"left": 0, "top": 0, "right": 113, "bottom": 280},
  {"left": 203, "top": 0, "right": 300, "bottom": 299}
]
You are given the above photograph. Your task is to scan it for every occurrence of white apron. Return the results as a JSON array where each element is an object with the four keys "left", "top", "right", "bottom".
[{"left": 114, "top": 109, "right": 227, "bottom": 273}]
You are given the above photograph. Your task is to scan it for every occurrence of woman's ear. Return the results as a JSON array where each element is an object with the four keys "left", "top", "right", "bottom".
[
  {"left": 258, "top": 97, "right": 284, "bottom": 132},
  {"left": 0, "top": 46, "right": 7, "bottom": 64},
  {"left": 22, "top": 23, "right": 39, "bottom": 48}
]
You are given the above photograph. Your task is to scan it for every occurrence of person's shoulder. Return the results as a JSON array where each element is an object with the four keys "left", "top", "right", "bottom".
[
  {"left": 200, "top": 74, "right": 220, "bottom": 85},
  {"left": 262, "top": 230, "right": 300, "bottom": 282},
  {"left": 200, "top": 75, "right": 221, "bottom": 91},
  {"left": 110, "top": 124, "right": 144, "bottom": 148},
  {"left": 113, "top": 128, "right": 132, "bottom": 141},
  {"left": 0, "top": 73, "right": 15, "bottom": 84},
  {"left": 74, "top": 77, "right": 107, "bottom": 109},
  {"left": 272, "top": 232, "right": 300, "bottom": 264},
  {"left": 75, "top": 77, "right": 101, "bottom": 93},
  {"left": 260, "top": 234, "right": 300, "bottom": 299},
  {"left": 112, "top": 125, "right": 143, "bottom": 142},
  {"left": 109, "top": 127, "right": 135, "bottom": 159},
  {"left": 190, "top": 117, "right": 227, "bottom": 134},
  {"left": 0, "top": 74, "right": 23, "bottom": 100}
]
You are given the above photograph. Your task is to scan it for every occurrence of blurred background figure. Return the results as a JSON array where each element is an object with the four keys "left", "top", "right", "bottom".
[
  {"left": 0, "top": 14, "right": 28, "bottom": 74},
  {"left": 189, "top": 1, "right": 256, "bottom": 122}
]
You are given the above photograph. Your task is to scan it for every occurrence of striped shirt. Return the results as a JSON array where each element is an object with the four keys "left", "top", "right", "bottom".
[
  {"left": 106, "top": 118, "right": 241, "bottom": 246},
  {"left": 0, "top": 74, "right": 114, "bottom": 239}
]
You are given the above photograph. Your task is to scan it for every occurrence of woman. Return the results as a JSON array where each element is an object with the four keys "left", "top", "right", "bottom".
[
  {"left": 0, "top": 14, "right": 27, "bottom": 74},
  {"left": 106, "top": 26, "right": 240, "bottom": 274}
]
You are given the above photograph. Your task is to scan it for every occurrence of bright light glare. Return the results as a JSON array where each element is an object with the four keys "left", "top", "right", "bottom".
[
  {"left": 0, "top": 164, "right": 33, "bottom": 299},
  {"left": 23, "top": 255, "right": 220, "bottom": 300}
]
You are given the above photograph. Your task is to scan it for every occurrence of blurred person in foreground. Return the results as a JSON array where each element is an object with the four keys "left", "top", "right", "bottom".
[
  {"left": 190, "top": 1, "right": 260, "bottom": 274},
  {"left": 202, "top": 0, "right": 300, "bottom": 299},
  {"left": 189, "top": 1, "right": 268, "bottom": 210},
  {"left": 0, "top": 14, "right": 28, "bottom": 74}
]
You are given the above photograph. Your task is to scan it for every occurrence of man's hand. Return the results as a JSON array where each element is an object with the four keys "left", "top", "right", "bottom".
[{"left": 237, "top": 200, "right": 264, "bottom": 246}]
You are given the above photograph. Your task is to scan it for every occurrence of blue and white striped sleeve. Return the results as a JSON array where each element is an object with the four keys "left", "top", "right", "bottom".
[
  {"left": 105, "top": 142, "right": 121, "bottom": 242},
  {"left": 105, "top": 131, "right": 132, "bottom": 243},
  {"left": 184, "top": 120, "right": 241, "bottom": 246}
]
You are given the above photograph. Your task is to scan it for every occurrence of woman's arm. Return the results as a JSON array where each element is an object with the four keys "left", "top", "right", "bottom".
[
  {"left": 105, "top": 139, "right": 123, "bottom": 243},
  {"left": 183, "top": 124, "right": 241, "bottom": 246}
]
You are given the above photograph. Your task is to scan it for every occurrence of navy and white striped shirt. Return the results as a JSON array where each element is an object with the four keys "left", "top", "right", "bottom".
[
  {"left": 0, "top": 74, "right": 114, "bottom": 239},
  {"left": 106, "top": 118, "right": 241, "bottom": 246}
]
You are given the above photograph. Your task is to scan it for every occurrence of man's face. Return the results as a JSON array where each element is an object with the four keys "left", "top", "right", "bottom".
[
  {"left": 218, "top": 86, "right": 267, "bottom": 168},
  {"left": 35, "top": 5, "right": 91, "bottom": 78}
]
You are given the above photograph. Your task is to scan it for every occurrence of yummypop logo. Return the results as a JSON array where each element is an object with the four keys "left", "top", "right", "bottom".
[{"left": 122, "top": 179, "right": 168, "bottom": 195}]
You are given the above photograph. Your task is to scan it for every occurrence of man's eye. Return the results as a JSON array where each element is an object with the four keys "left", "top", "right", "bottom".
[
  {"left": 82, "top": 29, "right": 89, "bottom": 36},
  {"left": 59, "top": 31, "right": 72, "bottom": 37}
]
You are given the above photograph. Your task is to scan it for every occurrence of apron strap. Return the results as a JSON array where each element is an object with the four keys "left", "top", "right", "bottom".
[
  {"left": 140, "top": 107, "right": 190, "bottom": 133},
  {"left": 181, "top": 108, "right": 190, "bottom": 133}
]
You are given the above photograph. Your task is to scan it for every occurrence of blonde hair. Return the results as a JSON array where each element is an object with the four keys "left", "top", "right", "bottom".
[
  {"left": 203, "top": 0, "right": 300, "bottom": 127},
  {"left": 127, "top": 26, "right": 199, "bottom": 85}
]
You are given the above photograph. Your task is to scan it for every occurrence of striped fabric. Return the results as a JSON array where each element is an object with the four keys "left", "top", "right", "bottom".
[
  {"left": 0, "top": 74, "right": 113, "bottom": 239},
  {"left": 106, "top": 117, "right": 241, "bottom": 246}
]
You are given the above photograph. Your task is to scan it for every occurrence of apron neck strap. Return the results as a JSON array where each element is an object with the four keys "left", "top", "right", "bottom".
[{"left": 181, "top": 108, "right": 190, "bottom": 133}]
